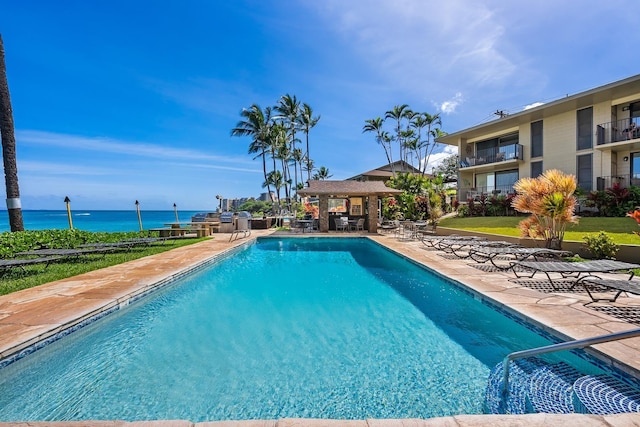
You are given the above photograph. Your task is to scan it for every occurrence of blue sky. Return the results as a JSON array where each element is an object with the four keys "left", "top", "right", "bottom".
[{"left": 2, "top": 0, "right": 639, "bottom": 210}]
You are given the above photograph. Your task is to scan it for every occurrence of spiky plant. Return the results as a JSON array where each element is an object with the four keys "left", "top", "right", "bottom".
[{"left": 511, "top": 169, "right": 578, "bottom": 249}]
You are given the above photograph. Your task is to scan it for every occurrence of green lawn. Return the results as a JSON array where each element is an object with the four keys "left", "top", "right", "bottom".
[{"left": 438, "top": 216, "right": 640, "bottom": 245}]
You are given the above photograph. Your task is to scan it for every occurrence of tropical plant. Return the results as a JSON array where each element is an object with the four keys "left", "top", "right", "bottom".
[
  {"left": 583, "top": 231, "right": 619, "bottom": 259},
  {"left": 628, "top": 208, "right": 640, "bottom": 237},
  {"left": 511, "top": 169, "right": 578, "bottom": 249},
  {"left": 385, "top": 104, "right": 412, "bottom": 167},
  {"left": 312, "top": 166, "right": 332, "bottom": 180},
  {"left": 299, "top": 103, "right": 320, "bottom": 182},
  {"left": 231, "top": 104, "right": 274, "bottom": 208},
  {"left": 363, "top": 117, "right": 394, "bottom": 171},
  {"left": 0, "top": 34, "right": 23, "bottom": 231}
]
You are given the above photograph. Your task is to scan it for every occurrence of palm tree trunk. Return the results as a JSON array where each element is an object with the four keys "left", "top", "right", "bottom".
[{"left": 0, "top": 35, "right": 24, "bottom": 232}]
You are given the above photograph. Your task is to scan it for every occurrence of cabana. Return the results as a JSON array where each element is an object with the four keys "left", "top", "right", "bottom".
[{"left": 297, "top": 180, "right": 402, "bottom": 233}]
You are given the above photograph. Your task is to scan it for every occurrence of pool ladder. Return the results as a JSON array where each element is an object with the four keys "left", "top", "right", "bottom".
[{"left": 487, "top": 328, "right": 640, "bottom": 414}]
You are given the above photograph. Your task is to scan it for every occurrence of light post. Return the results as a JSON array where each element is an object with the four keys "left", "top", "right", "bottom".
[
  {"left": 135, "top": 200, "right": 143, "bottom": 232},
  {"left": 216, "top": 195, "right": 223, "bottom": 212},
  {"left": 173, "top": 203, "right": 179, "bottom": 223},
  {"left": 64, "top": 196, "right": 73, "bottom": 230}
]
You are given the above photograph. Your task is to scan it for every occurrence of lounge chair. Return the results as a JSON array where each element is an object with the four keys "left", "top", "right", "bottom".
[
  {"left": 468, "top": 247, "right": 572, "bottom": 270},
  {"left": 511, "top": 260, "right": 640, "bottom": 290},
  {"left": 16, "top": 247, "right": 114, "bottom": 259},
  {"left": 437, "top": 239, "right": 517, "bottom": 258},
  {"left": 0, "top": 256, "right": 62, "bottom": 275},
  {"left": 572, "top": 276, "right": 640, "bottom": 305},
  {"left": 418, "top": 234, "right": 484, "bottom": 248}
]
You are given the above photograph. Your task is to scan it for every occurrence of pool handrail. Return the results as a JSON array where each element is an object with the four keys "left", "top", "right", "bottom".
[{"left": 501, "top": 328, "right": 640, "bottom": 398}]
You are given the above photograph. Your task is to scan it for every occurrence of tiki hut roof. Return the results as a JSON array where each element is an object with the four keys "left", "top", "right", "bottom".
[{"left": 297, "top": 180, "right": 402, "bottom": 197}]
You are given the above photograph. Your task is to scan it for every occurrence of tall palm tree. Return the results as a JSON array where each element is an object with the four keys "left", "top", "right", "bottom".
[
  {"left": 421, "top": 113, "right": 442, "bottom": 175},
  {"left": 385, "top": 104, "right": 412, "bottom": 170},
  {"left": 0, "top": 35, "right": 23, "bottom": 231},
  {"left": 299, "top": 103, "right": 320, "bottom": 182},
  {"left": 231, "top": 104, "right": 274, "bottom": 202},
  {"left": 410, "top": 113, "right": 428, "bottom": 176},
  {"left": 275, "top": 93, "right": 301, "bottom": 152},
  {"left": 363, "top": 117, "right": 394, "bottom": 172}
]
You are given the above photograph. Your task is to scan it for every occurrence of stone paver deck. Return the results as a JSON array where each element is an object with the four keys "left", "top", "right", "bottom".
[{"left": 1, "top": 230, "right": 639, "bottom": 426}]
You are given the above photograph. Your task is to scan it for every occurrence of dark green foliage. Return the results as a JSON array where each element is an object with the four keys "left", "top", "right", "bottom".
[
  {"left": 0, "top": 229, "right": 146, "bottom": 258},
  {"left": 586, "top": 184, "right": 640, "bottom": 217},
  {"left": 583, "top": 231, "right": 620, "bottom": 259}
]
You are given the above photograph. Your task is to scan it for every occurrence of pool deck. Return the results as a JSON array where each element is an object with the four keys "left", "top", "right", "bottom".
[{"left": 1, "top": 230, "right": 640, "bottom": 426}]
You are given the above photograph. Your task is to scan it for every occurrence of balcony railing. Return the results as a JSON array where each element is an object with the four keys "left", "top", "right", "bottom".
[
  {"left": 459, "top": 185, "right": 517, "bottom": 201},
  {"left": 596, "top": 174, "right": 640, "bottom": 190},
  {"left": 597, "top": 118, "right": 640, "bottom": 145},
  {"left": 461, "top": 144, "right": 523, "bottom": 168}
]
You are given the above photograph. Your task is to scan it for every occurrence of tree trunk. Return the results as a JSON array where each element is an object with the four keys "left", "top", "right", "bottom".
[{"left": 0, "top": 34, "right": 24, "bottom": 231}]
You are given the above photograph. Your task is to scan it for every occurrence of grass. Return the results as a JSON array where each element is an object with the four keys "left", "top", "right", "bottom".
[
  {"left": 0, "top": 237, "right": 207, "bottom": 296},
  {"left": 439, "top": 216, "right": 640, "bottom": 245}
]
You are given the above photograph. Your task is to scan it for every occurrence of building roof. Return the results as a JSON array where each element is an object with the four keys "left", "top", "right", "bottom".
[
  {"left": 437, "top": 74, "right": 640, "bottom": 145},
  {"left": 297, "top": 180, "right": 402, "bottom": 197},
  {"left": 347, "top": 160, "right": 423, "bottom": 180}
]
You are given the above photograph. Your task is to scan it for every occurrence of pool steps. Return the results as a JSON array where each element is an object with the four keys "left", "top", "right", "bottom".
[{"left": 485, "top": 358, "right": 640, "bottom": 415}]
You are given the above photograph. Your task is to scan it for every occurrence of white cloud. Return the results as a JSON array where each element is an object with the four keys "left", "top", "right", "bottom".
[
  {"left": 312, "top": 0, "right": 519, "bottom": 96},
  {"left": 439, "top": 92, "right": 464, "bottom": 114},
  {"left": 422, "top": 144, "right": 458, "bottom": 173},
  {"left": 17, "top": 130, "right": 253, "bottom": 166}
]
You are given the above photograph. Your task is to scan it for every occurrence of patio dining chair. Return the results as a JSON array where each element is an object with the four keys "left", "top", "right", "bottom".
[{"left": 335, "top": 217, "right": 348, "bottom": 232}]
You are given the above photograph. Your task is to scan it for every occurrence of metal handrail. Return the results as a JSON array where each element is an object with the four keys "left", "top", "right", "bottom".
[{"left": 501, "top": 328, "right": 640, "bottom": 397}]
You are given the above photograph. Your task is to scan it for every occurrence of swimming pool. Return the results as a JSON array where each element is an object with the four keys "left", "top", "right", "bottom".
[{"left": 0, "top": 237, "right": 603, "bottom": 421}]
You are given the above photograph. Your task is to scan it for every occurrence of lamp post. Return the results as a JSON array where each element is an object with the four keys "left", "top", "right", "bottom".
[
  {"left": 216, "top": 195, "right": 223, "bottom": 212},
  {"left": 173, "top": 203, "right": 179, "bottom": 223},
  {"left": 64, "top": 196, "right": 73, "bottom": 230},
  {"left": 135, "top": 200, "right": 143, "bottom": 233}
]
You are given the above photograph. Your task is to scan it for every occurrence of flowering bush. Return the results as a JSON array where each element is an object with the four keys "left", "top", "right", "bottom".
[{"left": 303, "top": 202, "right": 319, "bottom": 219}]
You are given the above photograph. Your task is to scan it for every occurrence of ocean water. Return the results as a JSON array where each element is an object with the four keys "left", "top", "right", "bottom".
[{"left": 0, "top": 210, "right": 207, "bottom": 233}]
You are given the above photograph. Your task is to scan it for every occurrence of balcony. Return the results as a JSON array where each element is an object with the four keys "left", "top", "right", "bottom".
[
  {"left": 596, "top": 174, "right": 640, "bottom": 190},
  {"left": 459, "top": 185, "right": 517, "bottom": 201},
  {"left": 460, "top": 144, "right": 523, "bottom": 169},
  {"left": 596, "top": 118, "right": 640, "bottom": 147}
]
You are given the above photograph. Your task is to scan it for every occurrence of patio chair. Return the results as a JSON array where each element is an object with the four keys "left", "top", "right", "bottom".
[
  {"left": 511, "top": 260, "right": 640, "bottom": 290},
  {"left": 418, "top": 234, "right": 484, "bottom": 248},
  {"left": 468, "top": 247, "right": 573, "bottom": 270},
  {"left": 572, "top": 276, "right": 640, "bottom": 305},
  {"left": 350, "top": 218, "right": 365, "bottom": 232},
  {"left": 335, "top": 216, "right": 348, "bottom": 232},
  {"left": 380, "top": 220, "right": 399, "bottom": 234}
]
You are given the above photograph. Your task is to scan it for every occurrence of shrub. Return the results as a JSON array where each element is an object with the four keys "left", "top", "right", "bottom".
[{"left": 583, "top": 231, "right": 619, "bottom": 260}]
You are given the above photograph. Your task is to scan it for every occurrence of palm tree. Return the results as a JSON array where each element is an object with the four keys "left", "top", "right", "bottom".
[
  {"left": 421, "top": 113, "right": 442, "bottom": 175},
  {"left": 275, "top": 93, "right": 301, "bottom": 152},
  {"left": 299, "top": 103, "right": 320, "bottom": 182},
  {"left": 385, "top": 104, "right": 412, "bottom": 169},
  {"left": 0, "top": 34, "right": 23, "bottom": 231},
  {"left": 231, "top": 104, "right": 274, "bottom": 203},
  {"left": 363, "top": 117, "right": 394, "bottom": 172},
  {"left": 264, "top": 170, "right": 284, "bottom": 209},
  {"left": 410, "top": 113, "right": 429, "bottom": 176},
  {"left": 313, "top": 166, "right": 332, "bottom": 180}
]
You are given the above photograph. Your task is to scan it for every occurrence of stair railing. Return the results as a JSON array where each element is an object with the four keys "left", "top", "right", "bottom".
[{"left": 501, "top": 328, "right": 640, "bottom": 398}]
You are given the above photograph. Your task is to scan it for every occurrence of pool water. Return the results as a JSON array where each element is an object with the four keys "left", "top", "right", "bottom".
[{"left": 0, "top": 237, "right": 601, "bottom": 421}]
